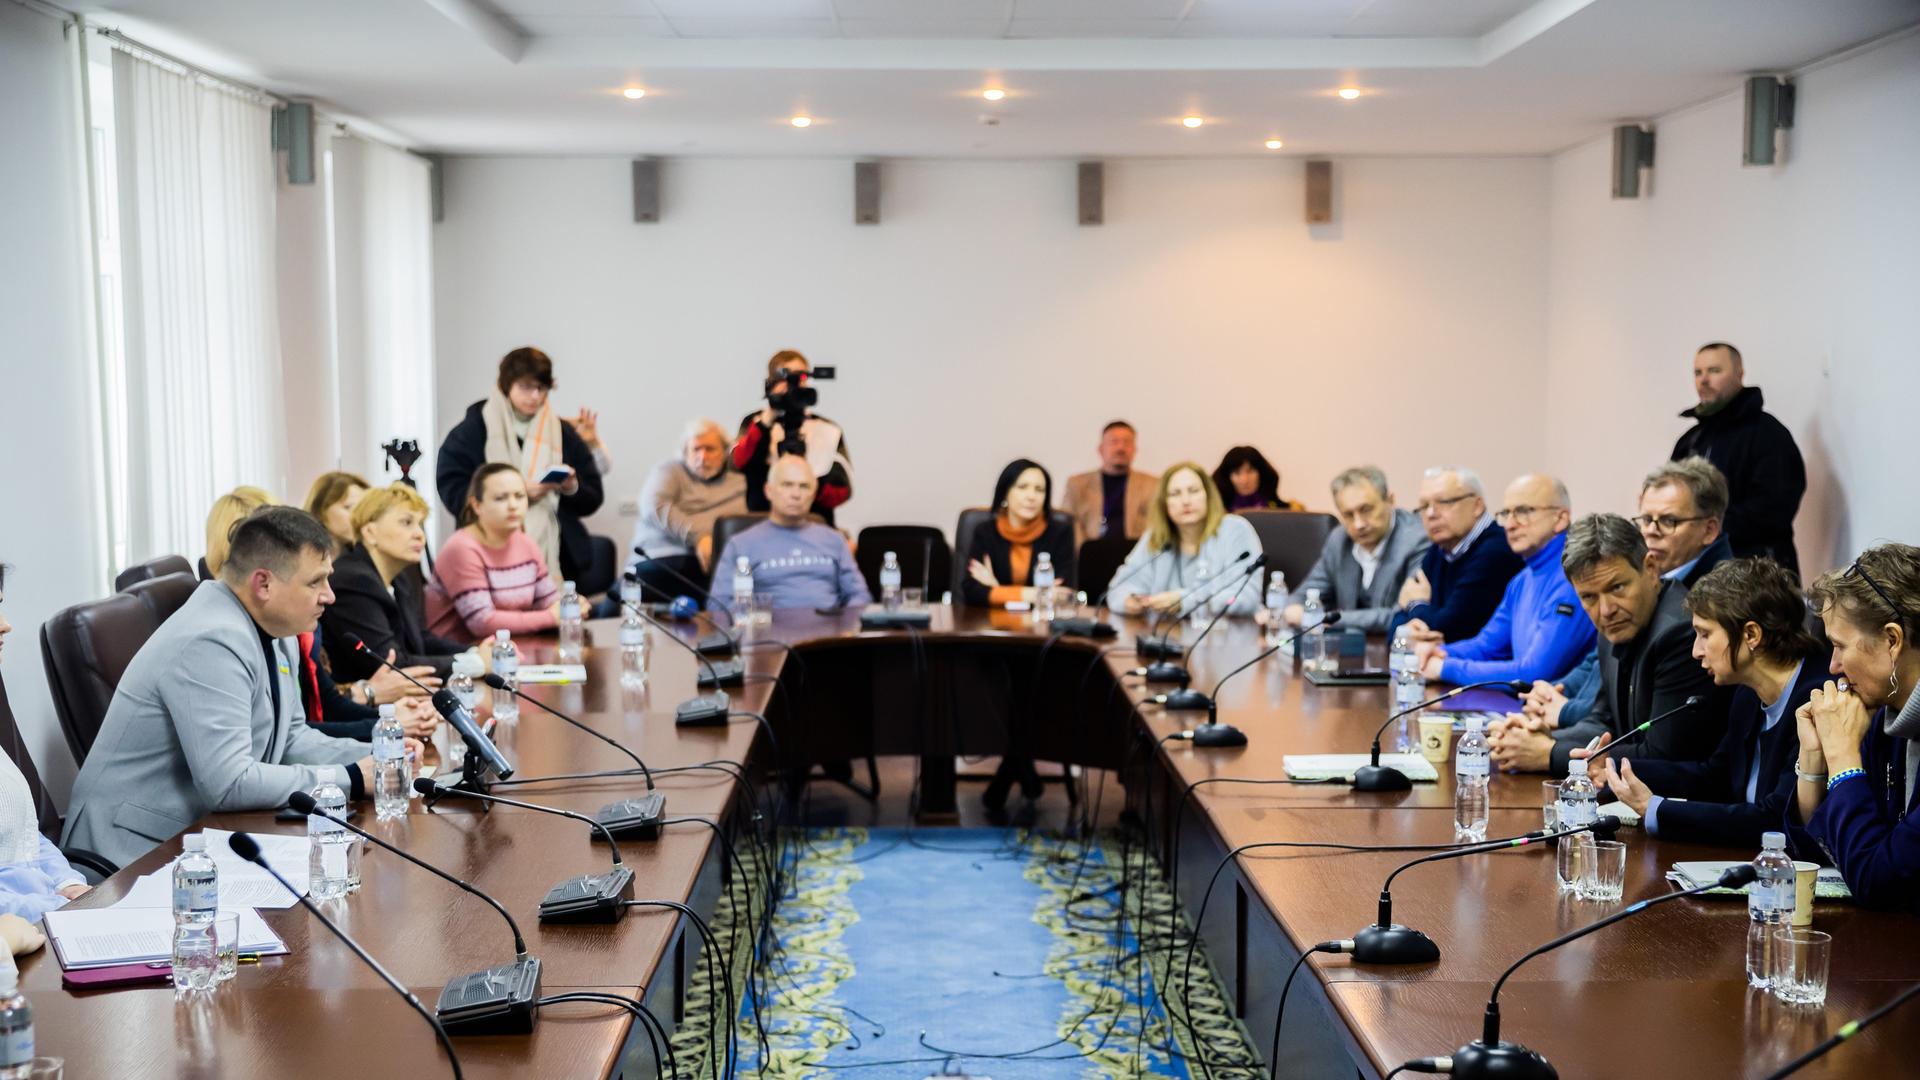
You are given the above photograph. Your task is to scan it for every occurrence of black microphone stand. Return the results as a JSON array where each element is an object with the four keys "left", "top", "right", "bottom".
[
  {"left": 631, "top": 545, "right": 739, "bottom": 656},
  {"left": 415, "top": 779, "right": 636, "bottom": 924},
  {"left": 1764, "top": 978, "right": 1920, "bottom": 1078},
  {"left": 1351, "top": 679, "right": 1531, "bottom": 793},
  {"left": 1054, "top": 547, "right": 1172, "bottom": 640},
  {"left": 1165, "top": 612, "right": 1344, "bottom": 747},
  {"left": 1139, "top": 551, "right": 1263, "bottom": 684},
  {"left": 616, "top": 593, "right": 739, "bottom": 726},
  {"left": 483, "top": 673, "right": 666, "bottom": 839},
  {"left": 1579, "top": 695, "right": 1705, "bottom": 764},
  {"left": 1149, "top": 556, "right": 1269, "bottom": 707}
]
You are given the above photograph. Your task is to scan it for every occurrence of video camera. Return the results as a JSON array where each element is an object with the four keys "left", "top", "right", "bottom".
[{"left": 764, "top": 365, "right": 835, "bottom": 457}]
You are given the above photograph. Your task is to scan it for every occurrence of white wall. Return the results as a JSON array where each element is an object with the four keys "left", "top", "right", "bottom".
[
  {"left": 1544, "top": 30, "right": 1920, "bottom": 577},
  {"left": 433, "top": 155, "right": 1551, "bottom": 544},
  {"left": 0, "top": 3, "right": 106, "bottom": 800}
]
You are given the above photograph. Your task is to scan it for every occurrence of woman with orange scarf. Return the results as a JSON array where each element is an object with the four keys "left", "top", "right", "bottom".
[{"left": 963, "top": 459, "right": 1076, "bottom": 609}]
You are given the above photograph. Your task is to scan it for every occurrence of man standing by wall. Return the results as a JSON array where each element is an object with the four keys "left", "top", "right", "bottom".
[{"left": 1673, "top": 342, "right": 1805, "bottom": 576}]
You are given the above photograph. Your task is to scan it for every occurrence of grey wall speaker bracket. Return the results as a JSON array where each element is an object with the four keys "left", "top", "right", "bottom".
[
  {"left": 1078, "top": 161, "right": 1104, "bottom": 225},
  {"left": 632, "top": 157, "right": 661, "bottom": 223},
  {"left": 854, "top": 161, "right": 881, "bottom": 225},
  {"left": 1611, "top": 124, "right": 1654, "bottom": 198}
]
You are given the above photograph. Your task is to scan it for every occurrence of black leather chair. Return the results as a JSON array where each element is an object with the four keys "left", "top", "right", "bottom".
[
  {"left": 709, "top": 514, "right": 772, "bottom": 575},
  {"left": 1075, "top": 534, "right": 1135, "bottom": 603},
  {"left": 574, "top": 535, "right": 619, "bottom": 598},
  {"left": 113, "top": 555, "right": 193, "bottom": 593},
  {"left": 40, "top": 591, "right": 159, "bottom": 766},
  {"left": 0, "top": 669, "right": 117, "bottom": 879},
  {"left": 854, "top": 526, "right": 950, "bottom": 602},
  {"left": 123, "top": 570, "right": 197, "bottom": 625},
  {"left": 1237, "top": 510, "right": 1337, "bottom": 594},
  {"left": 950, "top": 508, "right": 1077, "bottom": 602}
]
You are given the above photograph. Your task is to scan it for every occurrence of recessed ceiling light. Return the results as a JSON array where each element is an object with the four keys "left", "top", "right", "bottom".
[
  {"left": 1337, "top": 87, "right": 1362, "bottom": 100},
  {"left": 622, "top": 87, "right": 646, "bottom": 100},
  {"left": 1265, "top": 138, "right": 1284, "bottom": 150},
  {"left": 1182, "top": 116, "right": 1204, "bottom": 128},
  {"left": 790, "top": 115, "right": 813, "bottom": 128},
  {"left": 982, "top": 88, "right": 1006, "bottom": 102}
]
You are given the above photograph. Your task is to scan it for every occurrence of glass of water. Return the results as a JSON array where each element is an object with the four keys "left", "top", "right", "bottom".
[
  {"left": 753, "top": 592, "right": 774, "bottom": 626},
  {"left": 1770, "top": 928, "right": 1832, "bottom": 1006},
  {"left": 213, "top": 910, "right": 241, "bottom": 982},
  {"left": 1541, "top": 780, "right": 1562, "bottom": 830},
  {"left": 902, "top": 587, "right": 925, "bottom": 610},
  {"left": 1577, "top": 840, "right": 1626, "bottom": 902}
]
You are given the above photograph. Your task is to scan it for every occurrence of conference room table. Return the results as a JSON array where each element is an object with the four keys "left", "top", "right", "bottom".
[{"left": 18, "top": 604, "right": 1919, "bottom": 1078}]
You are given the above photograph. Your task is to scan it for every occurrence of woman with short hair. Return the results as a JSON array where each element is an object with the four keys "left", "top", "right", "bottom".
[{"left": 323, "top": 483, "right": 467, "bottom": 682}]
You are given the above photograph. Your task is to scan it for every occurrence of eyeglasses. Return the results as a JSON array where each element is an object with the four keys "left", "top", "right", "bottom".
[
  {"left": 1494, "top": 504, "right": 1563, "bottom": 526},
  {"left": 1631, "top": 513, "right": 1707, "bottom": 536},
  {"left": 1845, "top": 559, "right": 1913, "bottom": 629},
  {"left": 1415, "top": 492, "right": 1477, "bottom": 516}
]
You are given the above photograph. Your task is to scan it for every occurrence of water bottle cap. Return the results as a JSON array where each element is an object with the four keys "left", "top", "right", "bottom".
[
  {"left": 1037, "top": 552, "right": 1051, "bottom": 564},
  {"left": 378, "top": 703, "right": 396, "bottom": 718},
  {"left": 736, "top": 556, "right": 750, "bottom": 572},
  {"left": 495, "top": 629, "right": 510, "bottom": 642},
  {"left": 1567, "top": 758, "right": 1587, "bottom": 777},
  {"left": 1465, "top": 714, "right": 1484, "bottom": 730},
  {"left": 182, "top": 833, "right": 206, "bottom": 852},
  {"left": 1393, "top": 623, "right": 1412, "bottom": 640},
  {"left": 563, "top": 580, "right": 576, "bottom": 593},
  {"left": 1305, "top": 588, "right": 1321, "bottom": 602},
  {"left": 1762, "top": 831, "right": 1786, "bottom": 849}
]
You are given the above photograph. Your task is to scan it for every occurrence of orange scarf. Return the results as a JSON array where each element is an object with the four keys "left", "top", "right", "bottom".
[{"left": 996, "top": 512, "right": 1048, "bottom": 586}]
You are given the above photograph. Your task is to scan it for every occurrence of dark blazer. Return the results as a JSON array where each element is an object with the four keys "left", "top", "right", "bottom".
[
  {"left": 1675, "top": 535, "right": 1735, "bottom": 590},
  {"left": 1553, "top": 580, "right": 1731, "bottom": 775},
  {"left": 1390, "top": 520, "right": 1524, "bottom": 641},
  {"left": 1627, "top": 656, "right": 1824, "bottom": 849},
  {"left": 321, "top": 545, "right": 464, "bottom": 682},
  {"left": 961, "top": 517, "right": 1078, "bottom": 608},
  {"left": 435, "top": 400, "right": 606, "bottom": 581},
  {"left": 1673, "top": 387, "right": 1805, "bottom": 576},
  {"left": 306, "top": 627, "right": 377, "bottom": 741}
]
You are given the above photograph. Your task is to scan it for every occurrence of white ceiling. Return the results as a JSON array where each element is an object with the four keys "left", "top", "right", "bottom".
[{"left": 75, "top": 0, "right": 1920, "bottom": 157}]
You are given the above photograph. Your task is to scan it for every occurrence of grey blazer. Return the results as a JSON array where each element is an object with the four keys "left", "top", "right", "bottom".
[
  {"left": 62, "top": 581, "right": 366, "bottom": 868},
  {"left": 1288, "top": 508, "right": 1431, "bottom": 633}
]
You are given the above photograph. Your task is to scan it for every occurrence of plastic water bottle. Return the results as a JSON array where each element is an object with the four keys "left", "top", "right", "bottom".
[
  {"left": 1454, "top": 716, "right": 1491, "bottom": 842},
  {"left": 1264, "top": 571, "right": 1289, "bottom": 648},
  {"left": 372, "top": 703, "right": 409, "bottom": 821},
  {"left": 170, "top": 833, "right": 219, "bottom": 993},
  {"left": 0, "top": 968, "right": 33, "bottom": 1076},
  {"left": 449, "top": 670, "right": 478, "bottom": 713},
  {"left": 1747, "top": 831, "right": 1797, "bottom": 987},
  {"left": 1033, "top": 553, "right": 1057, "bottom": 622},
  {"left": 491, "top": 629, "right": 519, "bottom": 722},
  {"left": 1390, "top": 624, "right": 1423, "bottom": 752},
  {"left": 619, "top": 605, "right": 649, "bottom": 686},
  {"left": 732, "top": 556, "right": 755, "bottom": 623},
  {"left": 1302, "top": 589, "right": 1329, "bottom": 672},
  {"left": 880, "top": 551, "right": 903, "bottom": 610},
  {"left": 557, "top": 580, "right": 584, "bottom": 663},
  {"left": 621, "top": 573, "right": 643, "bottom": 611},
  {"left": 308, "top": 779, "right": 353, "bottom": 901},
  {"left": 1554, "top": 759, "right": 1599, "bottom": 891}
]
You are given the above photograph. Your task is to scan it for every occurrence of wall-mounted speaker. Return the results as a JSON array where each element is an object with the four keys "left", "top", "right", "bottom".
[
  {"left": 1743, "top": 76, "right": 1796, "bottom": 166},
  {"left": 1611, "top": 125, "right": 1654, "bottom": 198},
  {"left": 631, "top": 158, "right": 660, "bottom": 223},
  {"left": 428, "top": 155, "right": 444, "bottom": 223},
  {"left": 1077, "top": 162, "right": 1104, "bottom": 225},
  {"left": 854, "top": 161, "right": 881, "bottom": 225},
  {"left": 1304, "top": 160, "right": 1332, "bottom": 223},
  {"left": 274, "top": 102, "right": 315, "bottom": 185}
]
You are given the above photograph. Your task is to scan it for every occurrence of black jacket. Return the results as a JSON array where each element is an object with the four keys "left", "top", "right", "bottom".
[
  {"left": 734, "top": 410, "right": 853, "bottom": 525},
  {"left": 308, "top": 626, "right": 377, "bottom": 740},
  {"left": 321, "top": 545, "right": 465, "bottom": 682},
  {"left": 1626, "top": 655, "right": 1824, "bottom": 849},
  {"left": 1552, "top": 580, "right": 1732, "bottom": 775},
  {"left": 1673, "top": 387, "right": 1805, "bottom": 576},
  {"left": 960, "top": 516, "right": 1078, "bottom": 608},
  {"left": 435, "top": 400, "right": 606, "bottom": 581}
]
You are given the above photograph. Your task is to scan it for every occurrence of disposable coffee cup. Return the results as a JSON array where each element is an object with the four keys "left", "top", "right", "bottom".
[
  {"left": 1792, "top": 861, "right": 1818, "bottom": 926},
  {"left": 1419, "top": 716, "right": 1452, "bottom": 763}
]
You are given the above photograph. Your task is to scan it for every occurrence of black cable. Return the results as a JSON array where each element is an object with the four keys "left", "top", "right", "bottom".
[
  {"left": 1269, "top": 942, "right": 1345, "bottom": 1079},
  {"left": 623, "top": 898, "right": 735, "bottom": 1080},
  {"left": 539, "top": 992, "right": 678, "bottom": 1080}
]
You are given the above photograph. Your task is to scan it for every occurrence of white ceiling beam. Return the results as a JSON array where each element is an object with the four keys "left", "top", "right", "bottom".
[
  {"left": 519, "top": 35, "right": 1484, "bottom": 70},
  {"left": 420, "top": 0, "right": 527, "bottom": 63},
  {"left": 1477, "top": 0, "right": 1601, "bottom": 65}
]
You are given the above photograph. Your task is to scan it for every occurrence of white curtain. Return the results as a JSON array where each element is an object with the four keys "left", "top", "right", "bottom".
[
  {"left": 112, "top": 46, "right": 284, "bottom": 561},
  {"left": 326, "top": 135, "right": 436, "bottom": 496}
]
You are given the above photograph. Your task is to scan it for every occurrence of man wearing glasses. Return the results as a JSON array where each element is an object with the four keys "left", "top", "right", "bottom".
[
  {"left": 1391, "top": 466, "right": 1523, "bottom": 642},
  {"left": 1416, "top": 474, "right": 1595, "bottom": 686},
  {"left": 1636, "top": 457, "right": 1734, "bottom": 588}
]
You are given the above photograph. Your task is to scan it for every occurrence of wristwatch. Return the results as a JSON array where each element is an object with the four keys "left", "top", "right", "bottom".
[{"left": 355, "top": 680, "right": 375, "bottom": 706}]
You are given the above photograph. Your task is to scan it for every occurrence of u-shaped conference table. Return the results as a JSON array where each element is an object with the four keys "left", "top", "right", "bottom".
[{"left": 18, "top": 605, "right": 1918, "bottom": 1077}]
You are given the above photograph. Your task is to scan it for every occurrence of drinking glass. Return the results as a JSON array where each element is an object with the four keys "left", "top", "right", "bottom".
[
  {"left": 213, "top": 910, "right": 241, "bottom": 982},
  {"left": 752, "top": 593, "right": 774, "bottom": 626},
  {"left": 1770, "top": 928, "right": 1831, "bottom": 1006},
  {"left": 24, "top": 1060, "right": 62, "bottom": 1079},
  {"left": 902, "top": 587, "right": 925, "bottom": 610},
  {"left": 1577, "top": 840, "right": 1626, "bottom": 901},
  {"left": 1541, "top": 779, "right": 1562, "bottom": 830}
]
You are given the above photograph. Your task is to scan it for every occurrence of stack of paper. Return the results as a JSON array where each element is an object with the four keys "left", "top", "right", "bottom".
[
  {"left": 1597, "top": 800, "right": 1643, "bottom": 827},
  {"left": 44, "top": 907, "right": 286, "bottom": 970},
  {"left": 111, "top": 830, "right": 310, "bottom": 911},
  {"left": 1670, "top": 860, "right": 1853, "bottom": 900},
  {"left": 518, "top": 664, "right": 588, "bottom": 684},
  {"left": 1282, "top": 754, "right": 1440, "bottom": 783}
]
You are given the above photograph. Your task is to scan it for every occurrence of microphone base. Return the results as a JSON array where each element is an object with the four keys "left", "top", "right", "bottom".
[
  {"left": 593, "top": 794, "right": 667, "bottom": 840},
  {"left": 695, "top": 633, "right": 736, "bottom": 657},
  {"left": 1350, "top": 923, "right": 1440, "bottom": 965},
  {"left": 538, "top": 867, "right": 636, "bottom": 924},
  {"left": 859, "top": 608, "right": 933, "bottom": 630},
  {"left": 1189, "top": 723, "right": 1246, "bottom": 748},
  {"left": 1142, "top": 662, "right": 1190, "bottom": 684},
  {"left": 1351, "top": 764, "right": 1414, "bottom": 792},
  {"left": 437, "top": 956, "right": 543, "bottom": 1035},
  {"left": 1450, "top": 1040, "right": 1558, "bottom": 1080},
  {"left": 695, "top": 659, "right": 746, "bottom": 688},
  {"left": 1051, "top": 618, "right": 1117, "bottom": 639},
  {"left": 1160, "top": 688, "right": 1211, "bottom": 711},
  {"left": 1137, "top": 639, "right": 1184, "bottom": 660},
  {"left": 674, "top": 693, "right": 731, "bottom": 727}
]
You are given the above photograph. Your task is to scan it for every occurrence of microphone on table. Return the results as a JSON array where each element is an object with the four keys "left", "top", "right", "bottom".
[
  {"left": 1404, "top": 863, "right": 1759, "bottom": 1080},
  {"left": 227, "top": 832, "right": 465, "bottom": 1078},
  {"left": 632, "top": 544, "right": 739, "bottom": 657},
  {"left": 1350, "top": 679, "right": 1532, "bottom": 793},
  {"left": 1052, "top": 547, "right": 1170, "bottom": 640},
  {"left": 481, "top": 673, "right": 664, "bottom": 839},
  {"left": 615, "top": 586, "right": 740, "bottom": 726},
  {"left": 287, "top": 791, "right": 542, "bottom": 1035},
  {"left": 1140, "top": 554, "right": 1268, "bottom": 702},
  {"left": 1136, "top": 550, "right": 1260, "bottom": 672},
  {"left": 1348, "top": 815, "right": 1624, "bottom": 965},
  {"left": 1164, "top": 612, "right": 1342, "bottom": 747},
  {"left": 341, "top": 633, "right": 513, "bottom": 788},
  {"left": 1763, "top": 979, "right": 1920, "bottom": 1079},
  {"left": 413, "top": 778, "right": 636, "bottom": 924},
  {"left": 1578, "top": 695, "right": 1705, "bottom": 764}
]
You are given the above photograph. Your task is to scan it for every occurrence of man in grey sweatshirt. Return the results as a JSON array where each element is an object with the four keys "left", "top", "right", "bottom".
[{"left": 629, "top": 418, "right": 747, "bottom": 604}]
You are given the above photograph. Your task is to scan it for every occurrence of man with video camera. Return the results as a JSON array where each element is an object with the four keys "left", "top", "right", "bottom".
[{"left": 732, "top": 349, "right": 854, "bottom": 525}]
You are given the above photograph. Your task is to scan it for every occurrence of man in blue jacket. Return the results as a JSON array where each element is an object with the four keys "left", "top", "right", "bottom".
[
  {"left": 1390, "top": 466, "right": 1523, "bottom": 642},
  {"left": 1417, "top": 473, "right": 1595, "bottom": 686}
]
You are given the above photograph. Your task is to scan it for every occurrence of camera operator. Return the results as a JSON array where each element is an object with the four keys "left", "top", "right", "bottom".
[{"left": 732, "top": 349, "right": 854, "bottom": 525}]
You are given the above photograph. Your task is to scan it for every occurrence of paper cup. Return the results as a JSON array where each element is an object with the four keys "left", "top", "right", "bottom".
[
  {"left": 1792, "top": 861, "right": 1819, "bottom": 926},
  {"left": 1418, "top": 716, "right": 1453, "bottom": 762}
]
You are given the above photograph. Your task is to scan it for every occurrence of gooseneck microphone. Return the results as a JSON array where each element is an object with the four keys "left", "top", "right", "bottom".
[
  {"left": 1136, "top": 550, "right": 1256, "bottom": 662},
  {"left": 1167, "top": 612, "right": 1343, "bottom": 747},
  {"left": 1349, "top": 815, "right": 1623, "bottom": 965},
  {"left": 616, "top": 587, "right": 739, "bottom": 726},
  {"left": 1763, "top": 979, "right": 1920, "bottom": 1079},
  {"left": 414, "top": 778, "right": 636, "bottom": 924},
  {"left": 1579, "top": 695, "right": 1705, "bottom": 764},
  {"left": 631, "top": 544, "right": 739, "bottom": 656},
  {"left": 1351, "top": 679, "right": 1532, "bottom": 793},
  {"left": 228, "top": 832, "right": 465, "bottom": 1078},
  {"left": 288, "top": 791, "right": 543, "bottom": 1035},
  {"left": 1145, "top": 554, "right": 1269, "bottom": 703},
  {"left": 1054, "top": 547, "right": 1171, "bottom": 640},
  {"left": 1429, "top": 863, "right": 1759, "bottom": 1080},
  {"left": 341, "top": 633, "right": 513, "bottom": 787},
  {"left": 481, "top": 673, "right": 665, "bottom": 839}
]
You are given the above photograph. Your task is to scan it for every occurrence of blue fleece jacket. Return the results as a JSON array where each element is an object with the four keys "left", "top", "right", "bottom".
[{"left": 1437, "top": 531, "right": 1594, "bottom": 685}]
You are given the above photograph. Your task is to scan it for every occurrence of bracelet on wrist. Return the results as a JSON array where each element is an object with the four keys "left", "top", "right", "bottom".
[
  {"left": 1826, "top": 768, "right": 1866, "bottom": 793},
  {"left": 1794, "top": 762, "right": 1827, "bottom": 784}
]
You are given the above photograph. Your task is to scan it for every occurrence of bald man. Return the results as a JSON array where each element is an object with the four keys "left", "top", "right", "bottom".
[
  {"left": 711, "top": 455, "right": 871, "bottom": 610},
  {"left": 1416, "top": 474, "right": 1596, "bottom": 686},
  {"left": 1672, "top": 342, "right": 1804, "bottom": 576}
]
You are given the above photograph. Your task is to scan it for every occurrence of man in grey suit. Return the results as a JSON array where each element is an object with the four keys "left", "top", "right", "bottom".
[
  {"left": 1283, "top": 465, "right": 1429, "bottom": 633},
  {"left": 63, "top": 507, "right": 414, "bottom": 868}
]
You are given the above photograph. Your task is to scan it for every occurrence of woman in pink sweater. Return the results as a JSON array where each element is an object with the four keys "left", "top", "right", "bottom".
[{"left": 427, "top": 463, "right": 561, "bottom": 640}]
